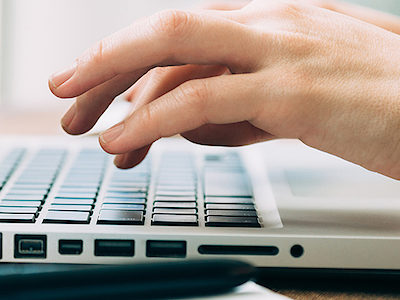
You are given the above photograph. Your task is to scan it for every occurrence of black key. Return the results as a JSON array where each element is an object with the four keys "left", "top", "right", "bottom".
[
  {"left": 152, "top": 214, "right": 198, "bottom": 226},
  {"left": 153, "top": 208, "right": 197, "bottom": 215},
  {"left": 154, "top": 196, "right": 196, "bottom": 202},
  {"left": 0, "top": 213, "right": 35, "bottom": 223},
  {"left": 15, "top": 179, "right": 53, "bottom": 185},
  {"left": 153, "top": 202, "right": 197, "bottom": 209},
  {"left": 0, "top": 200, "right": 41, "bottom": 207},
  {"left": 105, "top": 192, "right": 147, "bottom": 198},
  {"left": 102, "top": 203, "right": 145, "bottom": 211},
  {"left": 61, "top": 183, "right": 100, "bottom": 188},
  {"left": 155, "top": 190, "right": 196, "bottom": 197},
  {"left": 155, "top": 185, "right": 195, "bottom": 191},
  {"left": 52, "top": 198, "right": 94, "bottom": 205},
  {"left": 103, "top": 197, "right": 146, "bottom": 204},
  {"left": 108, "top": 183, "right": 148, "bottom": 189},
  {"left": 157, "top": 180, "right": 195, "bottom": 186},
  {"left": 110, "top": 178, "right": 148, "bottom": 183},
  {"left": 3, "top": 194, "right": 45, "bottom": 201},
  {"left": 97, "top": 210, "right": 144, "bottom": 225},
  {"left": 0, "top": 206, "right": 38, "bottom": 214},
  {"left": 205, "top": 209, "right": 258, "bottom": 217},
  {"left": 205, "top": 216, "right": 260, "bottom": 228},
  {"left": 18, "top": 175, "right": 55, "bottom": 180},
  {"left": 49, "top": 204, "right": 93, "bottom": 212},
  {"left": 205, "top": 197, "right": 254, "bottom": 204},
  {"left": 7, "top": 189, "right": 48, "bottom": 195},
  {"left": 107, "top": 187, "right": 146, "bottom": 193},
  {"left": 12, "top": 184, "right": 51, "bottom": 190},
  {"left": 58, "top": 187, "right": 98, "bottom": 193},
  {"left": 205, "top": 204, "right": 255, "bottom": 210},
  {"left": 43, "top": 211, "right": 90, "bottom": 224},
  {"left": 55, "top": 192, "right": 97, "bottom": 199},
  {"left": 62, "top": 180, "right": 101, "bottom": 186}
]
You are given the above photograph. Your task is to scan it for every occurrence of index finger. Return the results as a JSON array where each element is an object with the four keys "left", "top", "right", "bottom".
[{"left": 49, "top": 10, "right": 262, "bottom": 99}]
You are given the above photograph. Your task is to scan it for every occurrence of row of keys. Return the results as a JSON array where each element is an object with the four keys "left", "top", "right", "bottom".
[
  {"left": 0, "top": 148, "right": 25, "bottom": 191},
  {"left": 0, "top": 149, "right": 65, "bottom": 223},
  {"left": 151, "top": 153, "right": 199, "bottom": 226},
  {"left": 97, "top": 158, "right": 150, "bottom": 225},
  {"left": 43, "top": 149, "right": 108, "bottom": 224},
  {"left": 203, "top": 154, "right": 261, "bottom": 228},
  {"left": 0, "top": 148, "right": 35, "bottom": 226}
]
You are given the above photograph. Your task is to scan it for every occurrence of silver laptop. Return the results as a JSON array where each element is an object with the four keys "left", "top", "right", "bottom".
[
  {"left": 1, "top": 0, "right": 400, "bottom": 270},
  {"left": 1, "top": 135, "right": 400, "bottom": 270}
]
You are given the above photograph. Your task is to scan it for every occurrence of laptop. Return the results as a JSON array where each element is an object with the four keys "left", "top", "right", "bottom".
[
  {"left": 1, "top": 0, "right": 400, "bottom": 273},
  {"left": 1, "top": 134, "right": 400, "bottom": 272}
]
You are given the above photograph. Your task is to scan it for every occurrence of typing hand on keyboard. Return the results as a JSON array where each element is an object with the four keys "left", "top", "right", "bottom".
[{"left": 50, "top": 1, "right": 400, "bottom": 180}]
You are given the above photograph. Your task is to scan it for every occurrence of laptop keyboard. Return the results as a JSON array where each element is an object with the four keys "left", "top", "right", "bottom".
[{"left": 0, "top": 148, "right": 261, "bottom": 228}]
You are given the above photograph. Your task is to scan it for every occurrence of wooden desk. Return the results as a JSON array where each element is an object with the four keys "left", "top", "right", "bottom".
[
  {"left": 0, "top": 109, "right": 65, "bottom": 135},
  {"left": 1, "top": 109, "right": 399, "bottom": 300}
]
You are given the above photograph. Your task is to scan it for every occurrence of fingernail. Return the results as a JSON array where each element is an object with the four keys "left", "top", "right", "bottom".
[
  {"left": 49, "top": 62, "right": 76, "bottom": 89},
  {"left": 114, "top": 155, "right": 125, "bottom": 168},
  {"left": 100, "top": 123, "right": 124, "bottom": 144},
  {"left": 61, "top": 103, "right": 76, "bottom": 129}
]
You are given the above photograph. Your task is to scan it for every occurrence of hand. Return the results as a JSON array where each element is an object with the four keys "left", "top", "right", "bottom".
[
  {"left": 49, "top": 0, "right": 400, "bottom": 179},
  {"left": 202, "top": 0, "right": 400, "bottom": 34}
]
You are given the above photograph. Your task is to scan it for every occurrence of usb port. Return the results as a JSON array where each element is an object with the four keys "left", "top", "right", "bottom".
[
  {"left": 94, "top": 239, "right": 134, "bottom": 257},
  {"left": 14, "top": 235, "right": 47, "bottom": 258},
  {"left": 146, "top": 240, "right": 186, "bottom": 258},
  {"left": 59, "top": 240, "right": 83, "bottom": 255}
]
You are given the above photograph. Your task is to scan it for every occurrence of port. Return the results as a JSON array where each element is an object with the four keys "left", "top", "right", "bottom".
[
  {"left": 94, "top": 239, "right": 134, "bottom": 257},
  {"left": 0, "top": 233, "right": 2, "bottom": 259},
  {"left": 290, "top": 244, "right": 304, "bottom": 258},
  {"left": 14, "top": 235, "right": 47, "bottom": 258},
  {"left": 146, "top": 240, "right": 186, "bottom": 258},
  {"left": 59, "top": 240, "right": 83, "bottom": 255},
  {"left": 198, "top": 245, "right": 279, "bottom": 256}
]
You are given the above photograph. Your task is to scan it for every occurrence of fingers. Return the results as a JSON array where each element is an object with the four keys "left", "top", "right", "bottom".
[
  {"left": 181, "top": 122, "right": 274, "bottom": 146},
  {"left": 99, "top": 74, "right": 260, "bottom": 154},
  {"left": 127, "top": 64, "right": 227, "bottom": 108},
  {"left": 114, "top": 145, "right": 151, "bottom": 169},
  {"left": 116, "top": 64, "right": 227, "bottom": 168},
  {"left": 49, "top": 10, "right": 262, "bottom": 99},
  {"left": 61, "top": 71, "right": 144, "bottom": 135}
]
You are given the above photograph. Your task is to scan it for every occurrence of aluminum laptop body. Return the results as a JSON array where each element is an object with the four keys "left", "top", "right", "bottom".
[{"left": 0, "top": 135, "right": 399, "bottom": 272}]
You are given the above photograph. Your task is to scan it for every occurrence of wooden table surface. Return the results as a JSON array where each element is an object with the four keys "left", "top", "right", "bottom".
[{"left": 1, "top": 109, "right": 400, "bottom": 300}]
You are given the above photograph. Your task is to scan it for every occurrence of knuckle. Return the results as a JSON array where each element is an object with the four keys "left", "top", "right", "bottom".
[
  {"left": 81, "top": 39, "right": 116, "bottom": 76},
  {"left": 179, "top": 80, "right": 209, "bottom": 108},
  {"left": 149, "top": 9, "right": 193, "bottom": 39},
  {"left": 179, "top": 80, "right": 210, "bottom": 123},
  {"left": 139, "top": 104, "right": 163, "bottom": 139},
  {"left": 89, "top": 39, "right": 107, "bottom": 65},
  {"left": 141, "top": 104, "right": 154, "bottom": 127},
  {"left": 272, "top": 1, "right": 306, "bottom": 19},
  {"left": 149, "top": 67, "right": 170, "bottom": 81}
]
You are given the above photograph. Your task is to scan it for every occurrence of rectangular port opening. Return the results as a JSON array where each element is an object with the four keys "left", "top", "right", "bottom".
[
  {"left": 14, "top": 235, "right": 47, "bottom": 258},
  {"left": 198, "top": 245, "right": 279, "bottom": 256},
  {"left": 59, "top": 240, "right": 83, "bottom": 255},
  {"left": 94, "top": 239, "right": 134, "bottom": 257},
  {"left": 146, "top": 240, "right": 186, "bottom": 258}
]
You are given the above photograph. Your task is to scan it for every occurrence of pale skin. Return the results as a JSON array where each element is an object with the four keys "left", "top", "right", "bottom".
[{"left": 49, "top": 0, "right": 400, "bottom": 180}]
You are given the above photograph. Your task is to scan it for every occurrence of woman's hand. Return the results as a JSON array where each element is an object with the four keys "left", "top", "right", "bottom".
[{"left": 49, "top": 0, "right": 400, "bottom": 179}]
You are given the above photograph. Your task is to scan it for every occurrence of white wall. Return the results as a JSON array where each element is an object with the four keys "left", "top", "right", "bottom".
[
  {"left": 1, "top": 0, "right": 400, "bottom": 110},
  {"left": 0, "top": 0, "right": 203, "bottom": 109}
]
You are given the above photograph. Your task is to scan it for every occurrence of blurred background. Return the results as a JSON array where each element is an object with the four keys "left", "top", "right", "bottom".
[{"left": 1, "top": 0, "right": 400, "bottom": 112}]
